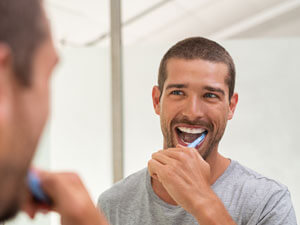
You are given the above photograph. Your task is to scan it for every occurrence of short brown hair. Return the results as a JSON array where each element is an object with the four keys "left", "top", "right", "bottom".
[
  {"left": 0, "top": 0, "right": 47, "bottom": 86},
  {"left": 158, "top": 37, "right": 236, "bottom": 100}
]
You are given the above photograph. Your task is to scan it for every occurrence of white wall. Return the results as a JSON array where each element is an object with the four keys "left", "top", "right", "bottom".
[
  {"left": 49, "top": 47, "right": 112, "bottom": 225},
  {"left": 50, "top": 47, "right": 112, "bottom": 198}
]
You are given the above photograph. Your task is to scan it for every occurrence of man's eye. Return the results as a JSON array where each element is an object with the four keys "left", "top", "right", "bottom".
[
  {"left": 170, "top": 90, "right": 184, "bottom": 96},
  {"left": 204, "top": 93, "right": 218, "bottom": 98}
]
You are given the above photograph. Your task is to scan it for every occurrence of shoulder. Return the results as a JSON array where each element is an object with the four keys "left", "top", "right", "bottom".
[
  {"left": 216, "top": 161, "right": 296, "bottom": 223},
  {"left": 98, "top": 168, "right": 148, "bottom": 209},
  {"left": 231, "top": 161, "right": 288, "bottom": 195},
  {"left": 230, "top": 161, "right": 296, "bottom": 222}
]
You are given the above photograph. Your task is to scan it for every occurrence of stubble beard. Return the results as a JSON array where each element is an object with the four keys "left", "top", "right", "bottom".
[
  {"left": 0, "top": 159, "right": 28, "bottom": 222},
  {"left": 0, "top": 201, "right": 19, "bottom": 222},
  {"left": 0, "top": 170, "right": 22, "bottom": 222},
  {"left": 161, "top": 115, "right": 227, "bottom": 160}
]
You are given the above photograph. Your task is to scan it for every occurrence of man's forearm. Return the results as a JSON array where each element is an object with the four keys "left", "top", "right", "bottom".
[{"left": 192, "top": 191, "right": 236, "bottom": 225}]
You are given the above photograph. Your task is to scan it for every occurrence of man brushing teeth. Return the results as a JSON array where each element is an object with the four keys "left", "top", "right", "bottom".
[
  {"left": 98, "top": 37, "right": 297, "bottom": 225},
  {"left": 173, "top": 122, "right": 210, "bottom": 156},
  {"left": 175, "top": 126, "right": 207, "bottom": 148}
]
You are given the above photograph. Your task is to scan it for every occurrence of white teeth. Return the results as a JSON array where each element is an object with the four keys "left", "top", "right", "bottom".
[{"left": 177, "top": 126, "right": 205, "bottom": 134}]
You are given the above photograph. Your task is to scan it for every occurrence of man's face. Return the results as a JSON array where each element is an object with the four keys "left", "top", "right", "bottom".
[
  {"left": 152, "top": 58, "right": 238, "bottom": 159},
  {"left": 0, "top": 25, "right": 58, "bottom": 221}
]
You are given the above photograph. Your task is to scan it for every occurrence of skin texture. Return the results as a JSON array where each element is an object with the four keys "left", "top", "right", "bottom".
[
  {"left": 0, "top": 6, "right": 108, "bottom": 225},
  {"left": 148, "top": 58, "right": 238, "bottom": 225}
]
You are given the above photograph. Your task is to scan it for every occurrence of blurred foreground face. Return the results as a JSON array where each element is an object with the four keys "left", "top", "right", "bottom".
[{"left": 0, "top": 12, "right": 58, "bottom": 221}]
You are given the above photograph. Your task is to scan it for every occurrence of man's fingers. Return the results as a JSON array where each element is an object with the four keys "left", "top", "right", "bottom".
[
  {"left": 176, "top": 143, "right": 185, "bottom": 148},
  {"left": 38, "top": 171, "right": 59, "bottom": 197},
  {"left": 22, "top": 204, "right": 36, "bottom": 219},
  {"left": 148, "top": 158, "right": 165, "bottom": 182},
  {"left": 162, "top": 148, "right": 191, "bottom": 162},
  {"left": 152, "top": 151, "right": 174, "bottom": 165},
  {"left": 168, "top": 146, "right": 203, "bottom": 160},
  {"left": 37, "top": 171, "right": 83, "bottom": 213},
  {"left": 152, "top": 173, "right": 159, "bottom": 180},
  {"left": 21, "top": 196, "right": 51, "bottom": 219},
  {"left": 39, "top": 171, "right": 81, "bottom": 195},
  {"left": 151, "top": 147, "right": 196, "bottom": 164}
]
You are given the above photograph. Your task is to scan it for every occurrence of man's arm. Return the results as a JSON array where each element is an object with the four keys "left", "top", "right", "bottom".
[
  {"left": 148, "top": 146, "right": 236, "bottom": 225},
  {"left": 22, "top": 171, "right": 109, "bottom": 225}
]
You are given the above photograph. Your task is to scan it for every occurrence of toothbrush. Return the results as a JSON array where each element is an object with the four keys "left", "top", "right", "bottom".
[
  {"left": 187, "top": 132, "right": 207, "bottom": 148},
  {"left": 27, "top": 170, "right": 52, "bottom": 205}
]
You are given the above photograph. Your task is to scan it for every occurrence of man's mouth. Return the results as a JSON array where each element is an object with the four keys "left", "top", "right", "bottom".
[{"left": 175, "top": 126, "right": 207, "bottom": 147}]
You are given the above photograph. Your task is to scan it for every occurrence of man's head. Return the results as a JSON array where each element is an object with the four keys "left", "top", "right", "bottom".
[
  {"left": 158, "top": 37, "right": 236, "bottom": 100},
  {"left": 152, "top": 37, "right": 238, "bottom": 159},
  {"left": 0, "top": 0, "right": 58, "bottom": 221}
]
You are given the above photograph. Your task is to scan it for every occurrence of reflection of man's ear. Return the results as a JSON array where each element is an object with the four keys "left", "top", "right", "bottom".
[
  {"left": 152, "top": 86, "right": 161, "bottom": 115},
  {"left": 0, "top": 44, "right": 13, "bottom": 123},
  {"left": 228, "top": 93, "right": 238, "bottom": 120}
]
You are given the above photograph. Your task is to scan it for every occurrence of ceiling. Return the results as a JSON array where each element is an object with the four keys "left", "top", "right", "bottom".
[{"left": 45, "top": 0, "right": 300, "bottom": 47}]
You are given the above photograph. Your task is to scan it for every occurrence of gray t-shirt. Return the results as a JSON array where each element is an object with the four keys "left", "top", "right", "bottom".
[{"left": 98, "top": 160, "right": 297, "bottom": 225}]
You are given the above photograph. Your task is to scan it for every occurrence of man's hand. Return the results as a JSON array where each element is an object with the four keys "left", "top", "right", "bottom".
[
  {"left": 148, "top": 145, "right": 236, "bottom": 225},
  {"left": 148, "top": 145, "right": 212, "bottom": 215},
  {"left": 22, "top": 171, "right": 109, "bottom": 225}
]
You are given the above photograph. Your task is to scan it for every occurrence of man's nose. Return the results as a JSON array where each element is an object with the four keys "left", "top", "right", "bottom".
[{"left": 182, "top": 95, "right": 204, "bottom": 120}]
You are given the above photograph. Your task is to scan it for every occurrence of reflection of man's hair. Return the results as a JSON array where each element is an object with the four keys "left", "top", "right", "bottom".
[
  {"left": 158, "top": 37, "right": 236, "bottom": 100},
  {"left": 0, "top": 0, "right": 47, "bottom": 86}
]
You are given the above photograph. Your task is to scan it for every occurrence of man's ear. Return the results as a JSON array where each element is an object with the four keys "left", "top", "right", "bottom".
[
  {"left": 152, "top": 86, "right": 161, "bottom": 115},
  {"left": 0, "top": 44, "right": 13, "bottom": 123},
  {"left": 228, "top": 93, "right": 238, "bottom": 120}
]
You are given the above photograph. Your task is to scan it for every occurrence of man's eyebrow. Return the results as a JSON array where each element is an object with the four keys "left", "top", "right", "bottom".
[
  {"left": 203, "top": 86, "right": 225, "bottom": 96},
  {"left": 165, "top": 84, "right": 188, "bottom": 90}
]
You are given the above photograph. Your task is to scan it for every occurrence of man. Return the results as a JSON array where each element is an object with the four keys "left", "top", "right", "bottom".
[
  {"left": 0, "top": 0, "right": 108, "bottom": 224},
  {"left": 98, "top": 37, "right": 297, "bottom": 225}
]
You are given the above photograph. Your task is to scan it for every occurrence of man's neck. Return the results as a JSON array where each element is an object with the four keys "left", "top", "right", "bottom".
[{"left": 150, "top": 150, "right": 230, "bottom": 206}]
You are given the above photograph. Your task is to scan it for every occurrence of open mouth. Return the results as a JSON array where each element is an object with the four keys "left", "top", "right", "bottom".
[{"left": 175, "top": 126, "right": 207, "bottom": 147}]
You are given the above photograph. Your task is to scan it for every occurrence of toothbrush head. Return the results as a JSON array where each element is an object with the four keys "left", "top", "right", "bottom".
[{"left": 187, "top": 132, "right": 207, "bottom": 148}]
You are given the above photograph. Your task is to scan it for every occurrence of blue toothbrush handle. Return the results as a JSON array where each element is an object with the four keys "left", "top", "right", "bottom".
[
  {"left": 188, "top": 132, "right": 206, "bottom": 148},
  {"left": 27, "top": 170, "right": 52, "bottom": 205}
]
